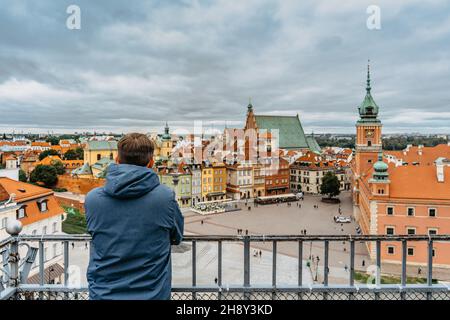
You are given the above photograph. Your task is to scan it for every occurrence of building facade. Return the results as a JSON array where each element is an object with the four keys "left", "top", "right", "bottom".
[
  {"left": 352, "top": 65, "right": 450, "bottom": 266},
  {"left": 201, "top": 162, "right": 227, "bottom": 202},
  {"left": 0, "top": 177, "right": 65, "bottom": 283}
]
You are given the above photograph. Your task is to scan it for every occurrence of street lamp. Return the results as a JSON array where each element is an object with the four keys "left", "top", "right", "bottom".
[{"left": 314, "top": 256, "right": 320, "bottom": 282}]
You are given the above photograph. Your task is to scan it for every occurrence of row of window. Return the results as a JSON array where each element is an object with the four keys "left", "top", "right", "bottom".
[
  {"left": 202, "top": 185, "right": 224, "bottom": 192},
  {"left": 386, "top": 246, "right": 436, "bottom": 258},
  {"left": 386, "top": 207, "right": 437, "bottom": 217},
  {"left": 31, "top": 222, "right": 59, "bottom": 235},
  {"left": 202, "top": 177, "right": 224, "bottom": 183},
  {"left": 386, "top": 226, "right": 438, "bottom": 236},
  {"left": 266, "top": 179, "right": 288, "bottom": 185},
  {"left": 16, "top": 200, "right": 49, "bottom": 219}
]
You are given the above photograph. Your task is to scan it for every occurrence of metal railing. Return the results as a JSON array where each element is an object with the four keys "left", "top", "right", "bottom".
[{"left": 1, "top": 230, "right": 450, "bottom": 300}]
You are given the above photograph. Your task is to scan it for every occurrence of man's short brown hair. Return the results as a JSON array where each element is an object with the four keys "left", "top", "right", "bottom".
[{"left": 118, "top": 133, "right": 154, "bottom": 167}]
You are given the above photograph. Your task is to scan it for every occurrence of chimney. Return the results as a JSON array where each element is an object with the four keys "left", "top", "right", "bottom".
[
  {"left": 436, "top": 164, "right": 444, "bottom": 182},
  {"left": 435, "top": 158, "right": 445, "bottom": 182}
]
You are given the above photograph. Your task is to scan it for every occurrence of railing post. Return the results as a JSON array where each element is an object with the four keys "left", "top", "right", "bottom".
[
  {"left": 64, "top": 241, "right": 69, "bottom": 300},
  {"left": 349, "top": 239, "right": 355, "bottom": 300},
  {"left": 324, "top": 240, "right": 329, "bottom": 286},
  {"left": 8, "top": 239, "right": 19, "bottom": 289},
  {"left": 323, "top": 240, "right": 329, "bottom": 300},
  {"left": 298, "top": 240, "right": 303, "bottom": 300},
  {"left": 272, "top": 240, "right": 277, "bottom": 300},
  {"left": 243, "top": 236, "right": 250, "bottom": 300},
  {"left": 192, "top": 240, "right": 196, "bottom": 300},
  {"left": 217, "top": 241, "right": 222, "bottom": 300},
  {"left": 427, "top": 239, "right": 433, "bottom": 300},
  {"left": 375, "top": 240, "right": 381, "bottom": 300},
  {"left": 5, "top": 219, "right": 23, "bottom": 299},
  {"left": 401, "top": 240, "right": 407, "bottom": 300}
]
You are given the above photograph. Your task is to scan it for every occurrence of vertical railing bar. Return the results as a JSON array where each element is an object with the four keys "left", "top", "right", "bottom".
[
  {"left": 218, "top": 241, "right": 222, "bottom": 286},
  {"left": 427, "top": 239, "right": 433, "bottom": 300},
  {"left": 298, "top": 240, "right": 303, "bottom": 300},
  {"left": 272, "top": 240, "right": 277, "bottom": 300},
  {"left": 39, "top": 241, "right": 44, "bottom": 286},
  {"left": 218, "top": 240, "right": 222, "bottom": 301},
  {"left": 64, "top": 241, "right": 69, "bottom": 287},
  {"left": 192, "top": 240, "right": 196, "bottom": 300},
  {"left": 298, "top": 240, "right": 303, "bottom": 287},
  {"left": 427, "top": 240, "right": 433, "bottom": 286},
  {"left": 272, "top": 240, "right": 277, "bottom": 287},
  {"left": 324, "top": 240, "right": 329, "bottom": 286},
  {"left": 243, "top": 236, "right": 250, "bottom": 300},
  {"left": 349, "top": 240, "right": 355, "bottom": 287},
  {"left": 401, "top": 240, "right": 407, "bottom": 287},
  {"left": 376, "top": 240, "right": 381, "bottom": 287}
]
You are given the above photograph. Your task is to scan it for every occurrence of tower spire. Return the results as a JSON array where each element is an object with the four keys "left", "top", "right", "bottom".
[
  {"left": 366, "top": 59, "right": 371, "bottom": 94},
  {"left": 247, "top": 97, "right": 253, "bottom": 112}
]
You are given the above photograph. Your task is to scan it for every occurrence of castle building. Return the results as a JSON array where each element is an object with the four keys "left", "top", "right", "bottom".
[{"left": 352, "top": 64, "right": 450, "bottom": 267}]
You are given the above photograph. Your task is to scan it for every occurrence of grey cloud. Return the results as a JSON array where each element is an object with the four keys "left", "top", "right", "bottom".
[{"left": 0, "top": 0, "right": 449, "bottom": 134}]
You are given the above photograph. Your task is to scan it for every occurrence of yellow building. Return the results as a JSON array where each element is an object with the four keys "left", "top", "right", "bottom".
[
  {"left": 201, "top": 162, "right": 227, "bottom": 201},
  {"left": 83, "top": 141, "right": 118, "bottom": 165},
  {"left": 160, "top": 122, "right": 173, "bottom": 160}
]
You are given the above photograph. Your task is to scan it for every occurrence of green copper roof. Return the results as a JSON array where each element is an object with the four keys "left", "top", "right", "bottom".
[
  {"left": 358, "top": 62, "right": 380, "bottom": 123},
  {"left": 255, "top": 115, "right": 309, "bottom": 149},
  {"left": 306, "top": 135, "right": 321, "bottom": 153},
  {"left": 372, "top": 153, "right": 389, "bottom": 180},
  {"left": 162, "top": 122, "right": 171, "bottom": 140},
  {"left": 86, "top": 140, "right": 118, "bottom": 151},
  {"left": 72, "top": 162, "right": 92, "bottom": 175}
]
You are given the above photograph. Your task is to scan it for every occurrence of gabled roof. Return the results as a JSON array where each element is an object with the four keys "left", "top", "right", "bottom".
[
  {"left": 254, "top": 115, "right": 308, "bottom": 149},
  {"left": 0, "top": 177, "right": 53, "bottom": 202}
]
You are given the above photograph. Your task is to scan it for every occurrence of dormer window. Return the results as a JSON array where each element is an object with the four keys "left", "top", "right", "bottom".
[
  {"left": 17, "top": 205, "right": 27, "bottom": 219},
  {"left": 38, "top": 200, "right": 49, "bottom": 212}
]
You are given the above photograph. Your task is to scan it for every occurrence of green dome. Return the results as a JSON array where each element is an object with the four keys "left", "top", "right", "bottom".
[{"left": 373, "top": 160, "right": 388, "bottom": 172}]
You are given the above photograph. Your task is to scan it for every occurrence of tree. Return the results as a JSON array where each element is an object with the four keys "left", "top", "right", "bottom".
[
  {"left": 46, "top": 136, "right": 59, "bottom": 146},
  {"left": 64, "top": 147, "right": 84, "bottom": 160},
  {"left": 19, "top": 169, "right": 27, "bottom": 182},
  {"left": 320, "top": 171, "right": 341, "bottom": 199},
  {"left": 51, "top": 160, "right": 66, "bottom": 175},
  {"left": 64, "top": 149, "right": 78, "bottom": 160},
  {"left": 39, "top": 149, "right": 59, "bottom": 161},
  {"left": 30, "top": 165, "right": 58, "bottom": 187},
  {"left": 75, "top": 147, "right": 84, "bottom": 160}
]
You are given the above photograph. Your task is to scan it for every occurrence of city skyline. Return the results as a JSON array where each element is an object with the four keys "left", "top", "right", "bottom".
[{"left": 1, "top": 1, "right": 450, "bottom": 134}]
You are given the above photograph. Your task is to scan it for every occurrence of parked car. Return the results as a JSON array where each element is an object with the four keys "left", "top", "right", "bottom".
[{"left": 334, "top": 216, "right": 351, "bottom": 223}]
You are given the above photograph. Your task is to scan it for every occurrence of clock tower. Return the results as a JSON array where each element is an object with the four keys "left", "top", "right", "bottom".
[{"left": 355, "top": 62, "right": 382, "bottom": 177}]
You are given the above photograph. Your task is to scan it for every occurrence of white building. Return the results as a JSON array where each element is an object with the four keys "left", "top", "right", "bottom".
[{"left": 0, "top": 177, "right": 65, "bottom": 284}]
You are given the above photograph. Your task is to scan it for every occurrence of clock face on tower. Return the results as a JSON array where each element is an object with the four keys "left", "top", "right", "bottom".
[{"left": 365, "top": 129, "right": 374, "bottom": 138}]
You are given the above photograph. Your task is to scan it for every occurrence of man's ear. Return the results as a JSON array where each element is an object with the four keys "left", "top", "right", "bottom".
[
  {"left": 115, "top": 156, "right": 120, "bottom": 164},
  {"left": 147, "top": 157, "right": 154, "bottom": 168}
]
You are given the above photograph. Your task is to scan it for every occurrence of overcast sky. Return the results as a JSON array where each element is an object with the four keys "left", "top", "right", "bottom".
[{"left": 0, "top": 0, "right": 449, "bottom": 134}]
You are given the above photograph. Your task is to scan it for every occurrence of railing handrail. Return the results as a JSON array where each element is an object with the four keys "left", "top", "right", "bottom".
[{"left": 8, "top": 234, "right": 450, "bottom": 242}]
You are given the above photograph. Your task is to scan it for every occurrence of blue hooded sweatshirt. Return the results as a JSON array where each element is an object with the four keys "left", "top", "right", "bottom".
[{"left": 85, "top": 163, "right": 184, "bottom": 300}]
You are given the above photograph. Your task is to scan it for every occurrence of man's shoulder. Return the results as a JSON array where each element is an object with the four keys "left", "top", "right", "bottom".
[
  {"left": 85, "top": 187, "right": 106, "bottom": 204},
  {"left": 150, "top": 184, "right": 175, "bottom": 200}
]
